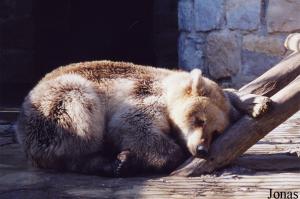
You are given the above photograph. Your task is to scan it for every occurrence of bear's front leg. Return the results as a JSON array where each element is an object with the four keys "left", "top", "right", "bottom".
[
  {"left": 113, "top": 150, "right": 138, "bottom": 177},
  {"left": 224, "top": 88, "right": 272, "bottom": 120},
  {"left": 111, "top": 134, "right": 186, "bottom": 177}
]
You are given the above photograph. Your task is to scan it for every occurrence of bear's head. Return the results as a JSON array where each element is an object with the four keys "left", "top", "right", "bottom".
[{"left": 164, "top": 69, "right": 230, "bottom": 159}]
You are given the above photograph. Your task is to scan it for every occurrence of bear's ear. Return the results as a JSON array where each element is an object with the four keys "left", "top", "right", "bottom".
[{"left": 190, "top": 69, "right": 205, "bottom": 95}]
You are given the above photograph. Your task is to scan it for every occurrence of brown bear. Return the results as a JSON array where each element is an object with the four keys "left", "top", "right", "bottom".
[{"left": 15, "top": 61, "right": 267, "bottom": 177}]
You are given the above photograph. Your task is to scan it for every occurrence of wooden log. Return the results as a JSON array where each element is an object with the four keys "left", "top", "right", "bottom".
[
  {"left": 285, "top": 33, "right": 300, "bottom": 52},
  {"left": 238, "top": 52, "right": 300, "bottom": 97},
  {"left": 172, "top": 75, "right": 300, "bottom": 176}
]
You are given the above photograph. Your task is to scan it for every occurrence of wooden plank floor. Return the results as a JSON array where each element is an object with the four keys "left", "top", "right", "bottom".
[
  {"left": 248, "top": 111, "right": 300, "bottom": 154},
  {"left": 0, "top": 112, "right": 300, "bottom": 198}
]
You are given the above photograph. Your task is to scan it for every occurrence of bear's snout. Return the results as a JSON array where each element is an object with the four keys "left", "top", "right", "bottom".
[
  {"left": 196, "top": 145, "right": 209, "bottom": 159},
  {"left": 186, "top": 129, "right": 211, "bottom": 158}
]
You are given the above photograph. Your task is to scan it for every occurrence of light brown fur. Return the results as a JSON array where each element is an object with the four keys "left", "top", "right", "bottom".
[{"left": 16, "top": 61, "right": 231, "bottom": 176}]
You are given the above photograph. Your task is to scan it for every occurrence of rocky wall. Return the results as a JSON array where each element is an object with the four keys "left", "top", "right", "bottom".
[{"left": 178, "top": 0, "right": 299, "bottom": 87}]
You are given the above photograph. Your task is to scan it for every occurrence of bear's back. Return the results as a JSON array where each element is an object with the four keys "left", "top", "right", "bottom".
[{"left": 41, "top": 60, "right": 172, "bottom": 84}]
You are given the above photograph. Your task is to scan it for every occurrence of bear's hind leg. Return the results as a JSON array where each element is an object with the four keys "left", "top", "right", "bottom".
[{"left": 16, "top": 74, "right": 108, "bottom": 175}]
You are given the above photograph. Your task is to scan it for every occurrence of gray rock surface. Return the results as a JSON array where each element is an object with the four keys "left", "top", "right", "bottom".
[
  {"left": 194, "top": 0, "right": 223, "bottom": 31},
  {"left": 177, "top": 0, "right": 295, "bottom": 87},
  {"left": 243, "top": 35, "right": 286, "bottom": 56},
  {"left": 241, "top": 50, "right": 282, "bottom": 77},
  {"left": 226, "top": 0, "right": 261, "bottom": 31},
  {"left": 178, "top": 0, "right": 194, "bottom": 31},
  {"left": 206, "top": 31, "right": 241, "bottom": 79},
  {"left": 178, "top": 32, "right": 205, "bottom": 71},
  {"left": 267, "top": 0, "right": 300, "bottom": 33}
]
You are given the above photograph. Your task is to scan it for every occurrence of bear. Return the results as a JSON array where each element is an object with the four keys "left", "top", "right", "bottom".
[{"left": 15, "top": 61, "right": 268, "bottom": 177}]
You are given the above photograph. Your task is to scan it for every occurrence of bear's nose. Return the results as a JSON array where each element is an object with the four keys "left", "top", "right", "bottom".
[{"left": 196, "top": 145, "right": 209, "bottom": 159}]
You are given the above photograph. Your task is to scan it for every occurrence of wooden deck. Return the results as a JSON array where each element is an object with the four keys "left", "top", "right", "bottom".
[{"left": 0, "top": 111, "right": 300, "bottom": 198}]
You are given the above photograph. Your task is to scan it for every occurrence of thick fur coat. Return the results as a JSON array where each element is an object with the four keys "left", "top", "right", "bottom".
[{"left": 16, "top": 61, "right": 231, "bottom": 176}]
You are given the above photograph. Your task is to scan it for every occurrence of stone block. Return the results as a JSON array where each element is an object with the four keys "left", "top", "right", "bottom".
[
  {"left": 241, "top": 50, "right": 282, "bottom": 77},
  {"left": 206, "top": 30, "right": 241, "bottom": 79},
  {"left": 267, "top": 0, "right": 300, "bottom": 33},
  {"left": 178, "top": 0, "right": 194, "bottom": 31},
  {"left": 195, "top": 0, "right": 223, "bottom": 31},
  {"left": 243, "top": 35, "right": 286, "bottom": 56},
  {"left": 226, "top": 0, "right": 261, "bottom": 31},
  {"left": 178, "top": 32, "right": 205, "bottom": 71},
  {"left": 232, "top": 74, "right": 257, "bottom": 88}
]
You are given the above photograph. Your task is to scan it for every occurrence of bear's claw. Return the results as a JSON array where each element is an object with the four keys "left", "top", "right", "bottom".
[
  {"left": 113, "top": 150, "right": 133, "bottom": 177},
  {"left": 246, "top": 95, "right": 272, "bottom": 118}
]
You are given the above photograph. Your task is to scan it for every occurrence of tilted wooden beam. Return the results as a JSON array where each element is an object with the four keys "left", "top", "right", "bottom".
[
  {"left": 172, "top": 75, "right": 300, "bottom": 176},
  {"left": 285, "top": 33, "right": 300, "bottom": 53},
  {"left": 238, "top": 52, "right": 300, "bottom": 97}
]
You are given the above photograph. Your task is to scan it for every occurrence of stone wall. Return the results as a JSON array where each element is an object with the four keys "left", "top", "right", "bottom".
[{"left": 178, "top": 0, "right": 299, "bottom": 88}]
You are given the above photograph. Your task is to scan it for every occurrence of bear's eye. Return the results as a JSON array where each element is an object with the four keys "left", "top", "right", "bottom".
[
  {"left": 212, "top": 130, "right": 220, "bottom": 140},
  {"left": 194, "top": 118, "right": 205, "bottom": 127}
]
